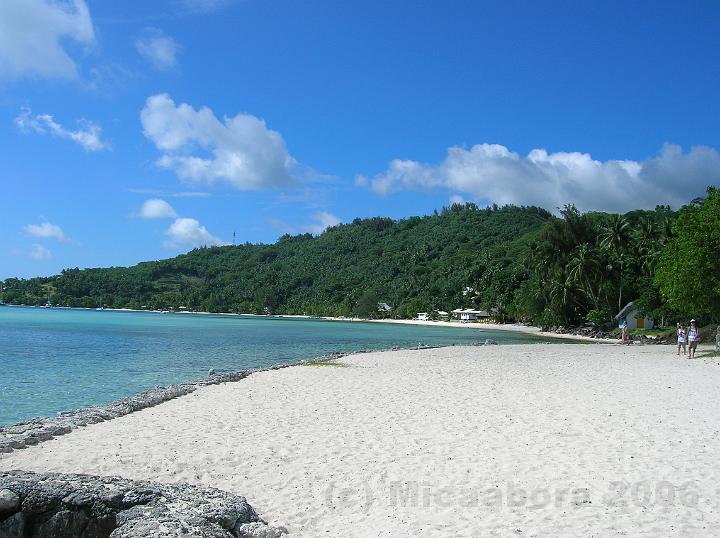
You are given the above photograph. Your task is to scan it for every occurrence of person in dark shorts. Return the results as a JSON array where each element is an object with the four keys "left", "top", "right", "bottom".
[{"left": 677, "top": 323, "right": 687, "bottom": 356}]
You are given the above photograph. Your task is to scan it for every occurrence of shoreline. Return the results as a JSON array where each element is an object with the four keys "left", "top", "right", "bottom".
[
  {"left": 0, "top": 353, "right": 348, "bottom": 453},
  {"left": 2, "top": 303, "right": 620, "bottom": 343},
  {"left": 0, "top": 308, "right": 569, "bottom": 434},
  {"left": 3, "top": 344, "right": 719, "bottom": 536},
  {"left": 359, "top": 317, "right": 621, "bottom": 343}
]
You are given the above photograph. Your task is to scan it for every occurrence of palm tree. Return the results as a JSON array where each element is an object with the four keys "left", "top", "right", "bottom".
[
  {"left": 640, "top": 242, "right": 663, "bottom": 276},
  {"left": 634, "top": 217, "right": 656, "bottom": 250},
  {"left": 567, "top": 243, "right": 600, "bottom": 307},
  {"left": 634, "top": 217, "right": 659, "bottom": 277},
  {"left": 658, "top": 215, "right": 674, "bottom": 244},
  {"left": 599, "top": 215, "right": 631, "bottom": 313},
  {"left": 548, "top": 271, "right": 573, "bottom": 322}
]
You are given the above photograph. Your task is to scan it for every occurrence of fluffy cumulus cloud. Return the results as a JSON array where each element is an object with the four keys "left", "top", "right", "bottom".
[
  {"left": 29, "top": 244, "right": 53, "bottom": 260},
  {"left": 271, "top": 211, "right": 341, "bottom": 236},
  {"left": 24, "top": 221, "right": 67, "bottom": 242},
  {"left": 306, "top": 211, "right": 341, "bottom": 234},
  {"left": 0, "top": 0, "right": 94, "bottom": 80},
  {"left": 361, "top": 143, "right": 720, "bottom": 213},
  {"left": 135, "top": 28, "right": 179, "bottom": 71},
  {"left": 138, "top": 199, "right": 177, "bottom": 219},
  {"left": 15, "top": 108, "right": 108, "bottom": 151},
  {"left": 165, "top": 217, "right": 225, "bottom": 249},
  {"left": 141, "top": 94, "right": 297, "bottom": 190}
]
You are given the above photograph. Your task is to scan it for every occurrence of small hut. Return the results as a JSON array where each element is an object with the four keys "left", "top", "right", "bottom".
[{"left": 614, "top": 301, "right": 654, "bottom": 329}]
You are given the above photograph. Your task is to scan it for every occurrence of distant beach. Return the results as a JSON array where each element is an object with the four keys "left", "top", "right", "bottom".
[{"left": 2, "top": 343, "right": 719, "bottom": 536}]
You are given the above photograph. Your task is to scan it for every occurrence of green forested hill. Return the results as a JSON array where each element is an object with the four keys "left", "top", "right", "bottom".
[
  {"left": 1, "top": 204, "right": 551, "bottom": 317},
  {"left": 6, "top": 193, "right": 717, "bottom": 327}
]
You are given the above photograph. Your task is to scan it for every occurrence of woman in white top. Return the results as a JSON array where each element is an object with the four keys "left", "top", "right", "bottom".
[
  {"left": 677, "top": 323, "right": 687, "bottom": 355},
  {"left": 688, "top": 319, "right": 700, "bottom": 359}
]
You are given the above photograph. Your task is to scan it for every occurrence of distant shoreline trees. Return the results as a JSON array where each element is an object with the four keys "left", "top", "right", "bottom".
[{"left": 2, "top": 192, "right": 718, "bottom": 326}]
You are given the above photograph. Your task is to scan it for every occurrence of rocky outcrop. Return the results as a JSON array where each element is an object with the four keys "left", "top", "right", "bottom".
[
  {"left": 0, "top": 470, "right": 287, "bottom": 538},
  {"left": 544, "top": 325, "right": 671, "bottom": 344},
  {"left": 544, "top": 324, "right": 719, "bottom": 346}
]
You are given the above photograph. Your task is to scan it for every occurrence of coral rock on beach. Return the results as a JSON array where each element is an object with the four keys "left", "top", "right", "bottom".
[{"left": 0, "top": 470, "right": 285, "bottom": 538}]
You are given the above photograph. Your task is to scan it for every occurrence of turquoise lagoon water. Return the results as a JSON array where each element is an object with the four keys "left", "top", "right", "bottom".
[{"left": 0, "top": 306, "right": 549, "bottom": 426}]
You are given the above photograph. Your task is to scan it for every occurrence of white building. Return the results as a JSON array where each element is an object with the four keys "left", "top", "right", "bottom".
[
  {"left": 416, "top": 312, "right": 430, "bottom": 321},
  {"left": 614, "top": 301, "right": 654, "bottom": 329},
  {"left": 451, "top": 308, "right": 492, "bottom": 321}
]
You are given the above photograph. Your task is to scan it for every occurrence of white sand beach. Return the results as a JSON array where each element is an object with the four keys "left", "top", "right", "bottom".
[
  {"left": 365, "top": 318, "right": 620, "bottom": 343},
  {"left": 2, "top": 344, "right": 720, "bottom": 537}
]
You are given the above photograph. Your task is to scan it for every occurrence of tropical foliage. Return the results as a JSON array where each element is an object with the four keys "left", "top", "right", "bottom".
[
  {"left": 516, "top": 205, "right": 678, "bottom": 328},
  {"left": 655, "top": 187, "right": 720, "bottom": 320},
  {"left": 1, "top": 205, "right": 550, "bottom": 317},
  {"left": 3, "top": 193, "right": 718, "bottom": 326}
]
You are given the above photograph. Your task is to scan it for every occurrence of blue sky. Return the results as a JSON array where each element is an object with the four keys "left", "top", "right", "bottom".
[{"left": 2, "top": 0, "right": 719, "bottom": 278}]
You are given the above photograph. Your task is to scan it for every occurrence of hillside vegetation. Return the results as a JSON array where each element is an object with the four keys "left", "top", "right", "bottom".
[
  {"left": 3, "top": 205, "right": 550, "bottom": 318},
  {"left": 3, "top": 190, "right": 719, "bottom": 327}
]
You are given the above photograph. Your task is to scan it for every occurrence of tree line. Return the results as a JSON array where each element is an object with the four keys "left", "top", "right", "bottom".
[{"left": 2, "top": 188, "right": 718, "bottom": 327}]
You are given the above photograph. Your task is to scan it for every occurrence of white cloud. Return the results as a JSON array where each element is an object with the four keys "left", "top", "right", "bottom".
[
  {"left": 165, "top": 217, "right": 225, "bottom": 249},
  {"left": 363, "top": 143, "right": 720, "bottom": 213},
  {"left": 177, "top": 0, "right": 233, "bottom": 14},
  {"left": 24, "top": 221, "right": 67, "bottom": 242},
  {"left": 271, "top": 211, "right": 341, "bottom": 236},
  {"left": 29, "top": 244, "right": 52, "bottom": 260},
  {"left": 306, "top": 211, "right": 341, "bottom": 234},
  {"left": 86, "top": 62, "right": 134, "bottom": 95},
  {"left": 172, "top": 191, "right": 210, "bottom": 198},
  {"left": 135, "top": 28, "right": 179, "bottom": 71},
  {"left": 0, "top": 0, "right": 94, "bottom": 80},
  {"left": 141, "top": 93, "right": 298, "bottom": 190},
  {"left": 15, "top": 108, "right": 109, "bottom": 151},
  {"left": 138, "top": 199, "right": 177, "bottom": 219},
  {"left": 128, "top": 188, "right": 211, "bottom": 198}
]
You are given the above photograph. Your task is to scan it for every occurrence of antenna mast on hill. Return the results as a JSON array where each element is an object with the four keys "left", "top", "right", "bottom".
[{"left": 233, "top": 231, "right": 236, "bottom": 245}]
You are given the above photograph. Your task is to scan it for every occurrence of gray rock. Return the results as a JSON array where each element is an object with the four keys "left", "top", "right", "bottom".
[
  {"left": 0, "top": 489, "right": 20, "bottom": 515},
  {"left": 0, "top": 512, "right": 25, "bottom": 537},
  {"left": 0, "top": 470, "right": 286, "bottom": 538}
]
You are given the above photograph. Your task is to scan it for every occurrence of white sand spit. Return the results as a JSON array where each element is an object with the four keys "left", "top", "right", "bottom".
[{"left": 3, "top": 344, "right": 720, "bottom": 537}]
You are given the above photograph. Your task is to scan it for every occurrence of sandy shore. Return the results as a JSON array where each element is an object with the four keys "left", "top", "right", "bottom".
[
  {"left": 2, "top": 344, "right": 719, "bottom": 536},
  {"left": 361, "top": 318, "right": 620, "bottom": 343}
]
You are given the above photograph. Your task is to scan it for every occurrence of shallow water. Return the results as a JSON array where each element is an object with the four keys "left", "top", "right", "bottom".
[{"left": 0, "top": 306, "right": 549, "bottom": 426}]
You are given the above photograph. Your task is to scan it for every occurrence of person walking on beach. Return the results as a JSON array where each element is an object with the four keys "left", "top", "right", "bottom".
[
  {"left": 688, "top": 319, "right": 700, "bottom": 358},
  {"left": 620, "top": 319, "right": 628, "bottom": 345},
  {"left": 677, "top": 323, "right": 687, "bottom": 356}
]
